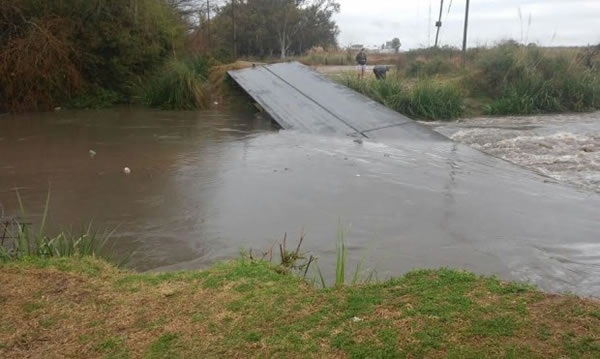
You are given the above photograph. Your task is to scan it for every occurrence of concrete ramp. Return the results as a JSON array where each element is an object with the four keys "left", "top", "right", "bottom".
[{"left": 228, "top": 62, "right": 447, "bottom": 141}]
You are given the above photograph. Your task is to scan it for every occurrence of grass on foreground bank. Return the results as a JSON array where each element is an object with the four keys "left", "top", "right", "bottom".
[{"left": 1, "top": 257, "right": 600, "bottom": 358}]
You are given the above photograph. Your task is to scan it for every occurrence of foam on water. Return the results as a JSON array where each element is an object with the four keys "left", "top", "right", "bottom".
[{"left": 428, "top": 112, "right": 600, "bottom": 192}]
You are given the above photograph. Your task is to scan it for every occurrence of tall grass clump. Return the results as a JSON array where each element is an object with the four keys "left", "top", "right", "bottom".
[
  {"left": 471, "top": 42, "right": 600, "bottom": 115},
  {"left": 334, "top": 225, "right": 347, "bottom": 286},
  {"left": 337, "top": 73, "right": 463, "bottom": 121},
  {"left": 338, "top": 72, "right": 371, "bottom": 94},
  {"left": 392, "top": 80, "right": 464, "bottom": 121},
  {"left": 312, "top": 223, "right": 376, "bottom": 288},
  {"left": 142, "top": 56, "right": 212, "bottom": 110},
  {"left": 1, "top": 192, "right": 116, "bottom": 263},
  {"left": 405, "top": 57, "right": 458, "bottom": 78},
  {"left": 302, "top": 47, "right": 354, "bottom": 65}
]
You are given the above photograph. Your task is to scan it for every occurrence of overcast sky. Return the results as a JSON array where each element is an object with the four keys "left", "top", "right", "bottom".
[{"left": 334, "top": 0, "right": 600, "bottom": 49}]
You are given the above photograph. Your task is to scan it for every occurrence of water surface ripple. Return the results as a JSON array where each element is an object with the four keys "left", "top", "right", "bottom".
[{"left": 1, "top": 108, "right": 599, "bottom": 296}]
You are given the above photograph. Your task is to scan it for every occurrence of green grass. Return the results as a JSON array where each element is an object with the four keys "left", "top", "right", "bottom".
[
  {"left": 145, "top": 332, "right": 180, "bottom": 359},
  {"left": 96, "top": 336, "right": 129, "bottom": 359},
  {"left": 142, "top": 56, "right": 211, "bottom": 110},
  {"left": 1, "top": 191, "right": 116, "bottom": 263},
  {"left": 338, "top": 73, "right": 464, "bottom": 121},
  {"left": 477, "top": 44, "right": 600, "bottom": 115},
  {"left": 66, "top": 86, "right": 121, "bottom": 109},
  {"left": 326, "top": 42, "right": 600, "bottom": 118},
  {"left": 2, "top": 256, "right": 599, "bottom": 358}
]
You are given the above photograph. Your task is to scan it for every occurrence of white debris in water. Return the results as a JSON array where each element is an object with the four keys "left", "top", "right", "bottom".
[
  {"left": 428, "top": 112, "right": 600, "bottom": 192},
  {"left": 89, "top": 149, "right": 96, "bottom": 158},
  {"left": 123, "top": 167, "right": 131, "bottom": 174}
]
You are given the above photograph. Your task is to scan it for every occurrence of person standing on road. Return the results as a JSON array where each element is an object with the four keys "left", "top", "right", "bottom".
[{"left": 355, "top": 48, "right": 367, "bottom": 79}]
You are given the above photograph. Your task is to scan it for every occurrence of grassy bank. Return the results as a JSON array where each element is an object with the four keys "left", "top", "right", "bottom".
[
  {"left": 320, "top": 43, "right": 600, "bottom": 120},
  {"left": 339, "top": 74, "right": 464, "bottom": 121},
  {"left": 1, "top": 257, "right": 599, "bottom": 358}
]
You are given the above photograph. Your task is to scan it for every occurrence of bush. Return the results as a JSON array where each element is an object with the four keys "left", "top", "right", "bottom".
[
  {"left": 66, "top": 86, "right": 121, "bottom": 109},
  {"left": 466, "top": 42, "right": 600, "bottom": 115},
  {"left": 406, "top": 57, "right": 457, "bottom": 78},
  {"left": 0, "top": 0, "right": 185, "bottom": 112},
  {"left": 142, "top": 56, "right": 211, "bottom": 110},
  {"left": 469, "top": 43, "right": 524, "bottom": 96}
]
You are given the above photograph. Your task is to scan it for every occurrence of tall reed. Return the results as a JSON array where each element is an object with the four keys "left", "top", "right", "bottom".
[
  {"left": 142, "top": 56, "right": 211, "bottom": 110},
  {"left": 313, "top": 223, "right": 376, "bottom": 288},
  {"left": 1, "top": 191, "right": 117, "bottom": 263},
  {"left": 338, "top": 73, "right": 463, "bottom": 121}
]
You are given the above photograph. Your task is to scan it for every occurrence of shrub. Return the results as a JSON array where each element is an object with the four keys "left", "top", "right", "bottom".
[
  {"left": 0, "top": 0, "right": 185, "bottom": 112},
  {"left": 406, "top": 57, "right": 458, "bottom": 78},
  {"left": 66, "top": 86, "right": 121, "bottom": 109},
  {"left": 466, "top": 42, "right": 600, "bottom": 115},
  {"left": 469, "top": 43, "right": 525, "bottom": 96}
]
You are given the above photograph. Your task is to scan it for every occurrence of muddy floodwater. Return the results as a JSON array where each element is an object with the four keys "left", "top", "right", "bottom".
[{"left": 1, "top": 108, "right": 599, "bottom": 296}]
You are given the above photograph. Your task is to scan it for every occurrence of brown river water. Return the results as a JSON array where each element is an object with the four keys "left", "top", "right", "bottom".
[{"left": 1, "top": 108, "right": 599, "bottom": 296}]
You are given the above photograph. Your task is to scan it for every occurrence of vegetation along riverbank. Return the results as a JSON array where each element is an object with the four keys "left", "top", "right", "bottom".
[
  {"left": 323, "top": 43, "right": 600, "bottom": 121},
  {"left": 2, "top": 1, "right": 599, "bottom": 122},
  {"left": 0, "top": 0, "right": 339, "bottom": 113},
  {"left": 1, "top": 220, "right": 600, "bottom": 358}
]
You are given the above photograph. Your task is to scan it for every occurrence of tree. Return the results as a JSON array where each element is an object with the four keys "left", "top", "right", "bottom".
[
  {"left": 391, "top": 38, "right": 401, "bottom": 53},
  {"left": 208, "top": 0, "right": 339, "bottom": 59},
  {"left": 0, "top": 0, "right": 185, "bottom": 112}
]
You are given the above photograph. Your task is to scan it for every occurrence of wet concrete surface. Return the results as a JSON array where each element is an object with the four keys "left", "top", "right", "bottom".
[
  {"left": 229, "top": 62, "right": 420, "bottom": 139},
  {"left": 1, "top": 108, "right": 599, "bottom": 296}
]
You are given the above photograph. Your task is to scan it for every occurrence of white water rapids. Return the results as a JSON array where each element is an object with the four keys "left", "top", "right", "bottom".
[{"left": 425, "top": 112, "right": 600, "bottom": 193}]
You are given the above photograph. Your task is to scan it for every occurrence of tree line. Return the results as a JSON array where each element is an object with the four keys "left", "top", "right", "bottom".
[
  {"left": 192, "top": 0, "right": 340, "bottom": 59},
  {"left": 0, "top": 0, "right": 340, "bottom": 112}
]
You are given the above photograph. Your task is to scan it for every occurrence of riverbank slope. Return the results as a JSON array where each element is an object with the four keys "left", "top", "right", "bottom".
[{"left": 1, "top": 257, "right": 599, "bottom": 358}]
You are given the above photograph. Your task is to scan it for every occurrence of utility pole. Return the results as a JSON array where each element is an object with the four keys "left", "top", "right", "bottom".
[
  {"left": 232, "top": 0, "right": 237, "bottom": 59},
  {"left": 206, "top": 0, "right": 211, "bottom": 49},
  {"left": 461, "top": 0, "right": 470, "bottom": 67},
  {"left": 434, "top": 0, "right": 444, "bottom": 48}
]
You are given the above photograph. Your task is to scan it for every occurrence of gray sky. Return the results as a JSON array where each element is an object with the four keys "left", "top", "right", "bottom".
[{"left": 334, "top": 0, "right": 600, "bottom": 49}]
